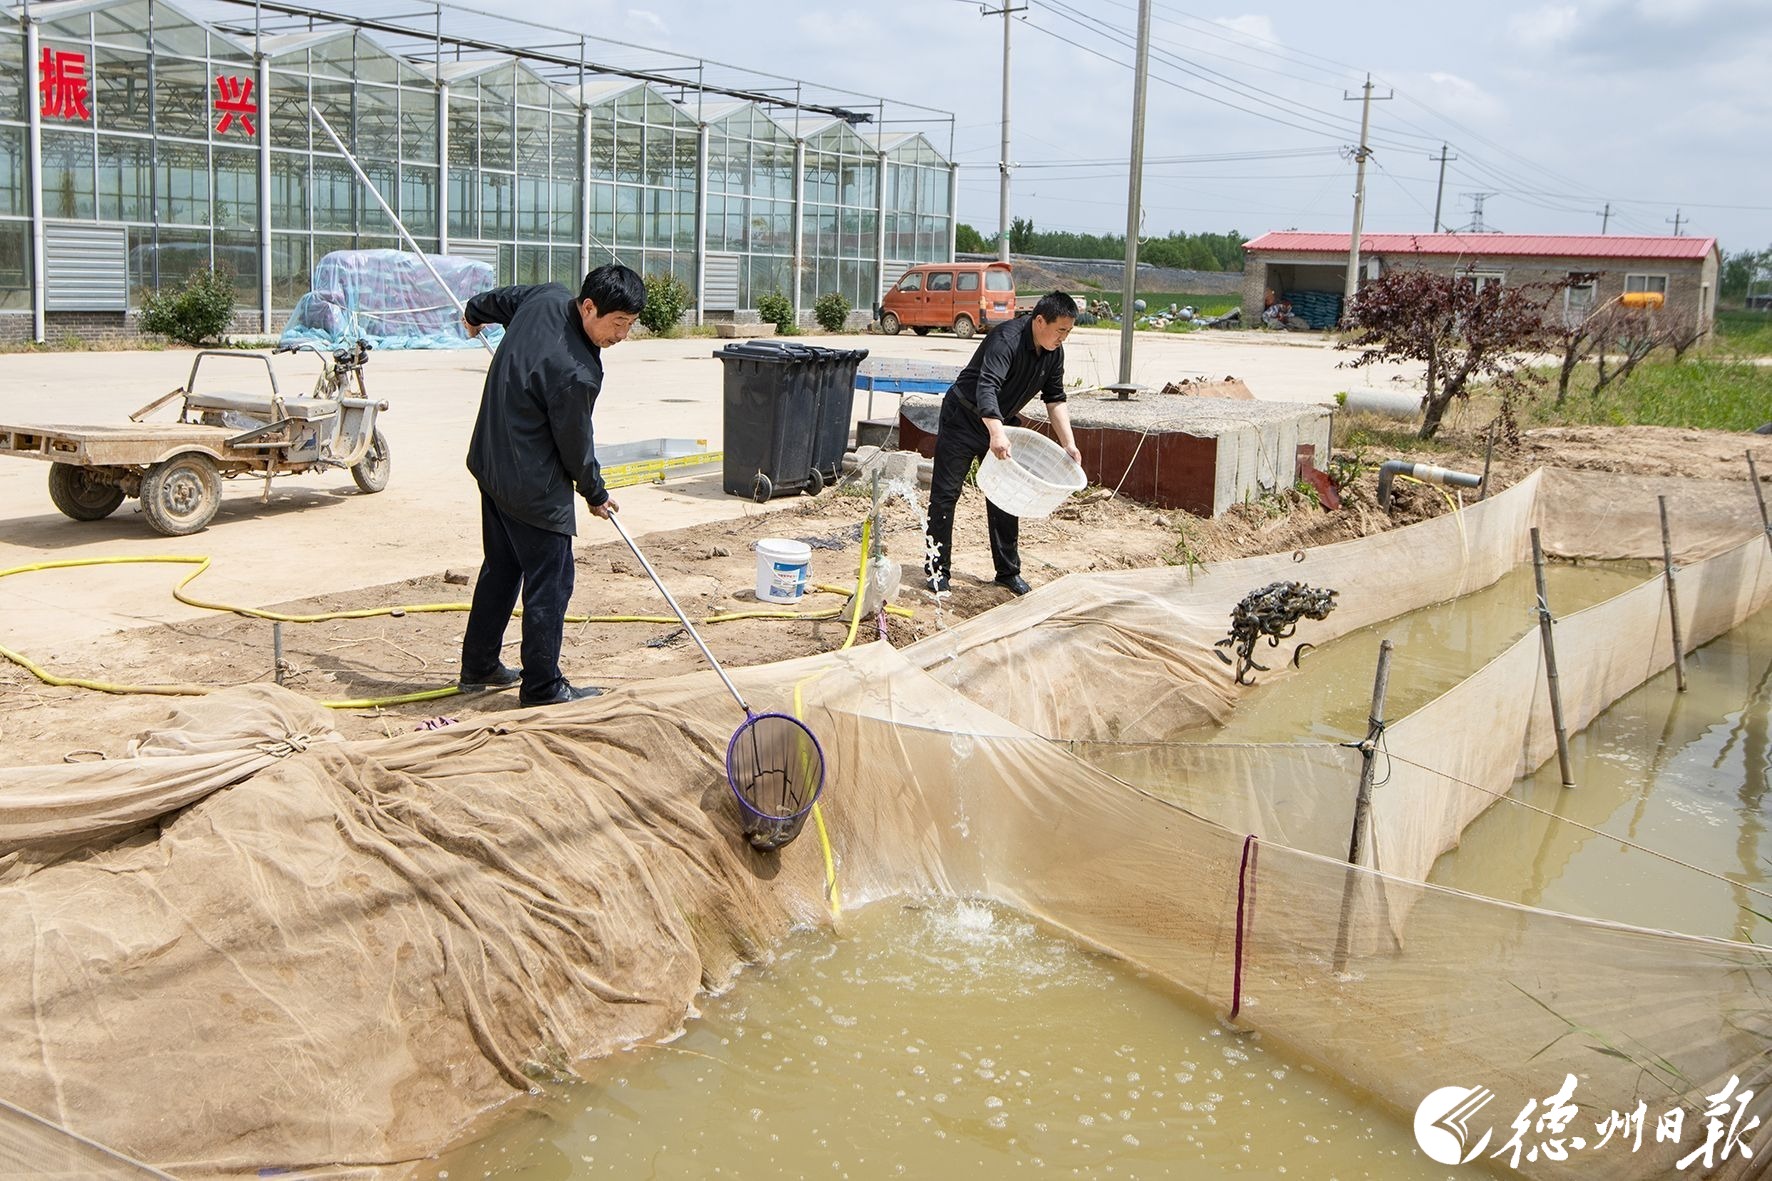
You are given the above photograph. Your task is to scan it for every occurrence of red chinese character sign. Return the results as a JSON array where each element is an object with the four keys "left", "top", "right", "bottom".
[
  {"left": 39, "top": 47, "right": 92, "bottom": 121},
  {"left": 213, "top": 75, "right": 258, "bottom": 137}
]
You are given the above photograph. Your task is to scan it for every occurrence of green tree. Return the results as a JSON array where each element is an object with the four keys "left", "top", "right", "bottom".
[
  {"left": 1009, "top": 216, "right": 1036, "bottom": 254},
  {"left": 1721, "top": 246, "right": 1771, "bottom": 301},
  {"left": 954, "top": 223, "right": 989, "bottom": 254}
]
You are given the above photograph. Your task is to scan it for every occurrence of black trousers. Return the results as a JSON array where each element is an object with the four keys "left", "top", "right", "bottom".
[
  {"left": 461, "top": 490, "right": 575, "bottom": 700},
  {"left": 924, "top": 394, "right": 1020, "bottom": 583}
]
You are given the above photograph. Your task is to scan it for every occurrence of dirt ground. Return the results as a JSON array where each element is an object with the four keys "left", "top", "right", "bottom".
[{"left": 3, "top": 417, "right": 1766, "bottom": 768}]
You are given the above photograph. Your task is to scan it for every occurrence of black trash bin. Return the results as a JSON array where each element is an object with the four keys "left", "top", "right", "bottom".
[
  {"left": 808, "top": 347, "right": 868, "bottom": 485},
  {"left": 714, "top": 341, "right": 869, "bottom": 501}
]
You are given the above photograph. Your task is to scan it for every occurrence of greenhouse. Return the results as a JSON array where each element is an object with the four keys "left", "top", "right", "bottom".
[{"left": 0, "top": 0, "right": 956, "bottom": 343}]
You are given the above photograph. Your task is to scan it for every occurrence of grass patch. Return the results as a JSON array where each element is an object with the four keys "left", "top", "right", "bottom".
[
  {"left": 1714, "top": 308, "right": 1772, "bottom": 357},
  {"left": 1530, "top": 357, "right": 1772, "bottom": 432},
  {"left": 1035, "top": 291, "right": 1241, "bottom": 318},
  {"left": 1332, "top": 410, "right": 1457, "bottom": 454}
]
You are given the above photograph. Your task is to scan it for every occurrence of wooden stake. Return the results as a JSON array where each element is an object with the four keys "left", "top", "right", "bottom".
[
  {"left": 1750, "top": 451, "right": 1771, "bottom": 552},
  {"left": 1658, "top": 496, "right": 1687, "bottom": 693},
  {"left": 1479, "top": 421, "right": 1495, "bottom": 501},
  {"left": 1532, "top": 527, "right": 1576, "bottom": 787},
  {"left": 1334, "top": 638, "right": 1394, "bottom": 972}
]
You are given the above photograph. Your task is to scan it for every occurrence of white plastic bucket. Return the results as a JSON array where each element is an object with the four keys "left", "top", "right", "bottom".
[
  {"left": 976, "top": 426, "right": 1088, "bottom": 518},
  {"left": 755, "top": 538, "right": 812, "bottom": 603}
]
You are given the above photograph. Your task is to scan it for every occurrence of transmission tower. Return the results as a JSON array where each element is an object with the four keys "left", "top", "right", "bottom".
[{"left": 1459, "top": 191, "right": 1500, "bottom": 233}]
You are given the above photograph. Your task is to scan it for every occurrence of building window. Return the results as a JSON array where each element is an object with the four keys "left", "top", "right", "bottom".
[
  {"left": 1465, "top": 271, "right": 1504, "bottom": 294},
  {"left": 1564, "top": 273, "right": 1596, "bottom": 325},
  {"left": 1625, "top": 273, "right": 1668, "bottom": 295}
]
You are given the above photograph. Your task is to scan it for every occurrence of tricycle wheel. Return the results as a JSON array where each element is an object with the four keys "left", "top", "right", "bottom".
[
  {"left": 47, "top": 463, "right": 124, "bottom": 521},
  {"left": 351, "top": 428, "right": 391, "bottom": 493},
  {"left": 141, "top": 453, "right": 222, "bottom": 536}
]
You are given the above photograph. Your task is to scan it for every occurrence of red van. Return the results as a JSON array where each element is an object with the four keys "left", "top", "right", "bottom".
[{"left": 877, "top": 262, "right": 1016, "bottom": 339}]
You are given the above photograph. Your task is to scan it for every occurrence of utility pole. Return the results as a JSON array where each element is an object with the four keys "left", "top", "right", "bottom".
[
  {"left": 983, "top": 3, "right": 1028, "bottom": 262},
  {"left": 1342, "top": 75, "right": 1392, "bottom": 312},
  {"left": 1595, "top": 203, "right": 1611, "bottom": 235},
  {"left": 1116, "top": 0, "right": 1152, "bottom": 385},
  {"left": 1667, "top": 209, "right": 1685, "bottom": 236},
  {"left": 1428, "top": 143, "right": 1456, "bottom": 233}
]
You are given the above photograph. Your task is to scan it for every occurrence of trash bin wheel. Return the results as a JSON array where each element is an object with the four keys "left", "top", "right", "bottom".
[
  {"left": 804, "top": 467, "right": 825, "bottom": 497},
  {"left": 880, "top": 312, "right": 901, "bottom": 336},
  {"left": 752, "top": 472, "right": 773, "bottom": 503},
  {"left": 952, "top": 315, "right": 976, "bottom": 340}
]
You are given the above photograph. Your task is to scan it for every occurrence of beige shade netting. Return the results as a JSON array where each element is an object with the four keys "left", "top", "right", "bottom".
[{"left": 0, "top": 466, "right": 1767, "bottom": 1179}]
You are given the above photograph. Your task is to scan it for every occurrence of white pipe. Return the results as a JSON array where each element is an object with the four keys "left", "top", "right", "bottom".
[
  {"left": 26, "top": 18, "right": 46, "bottom": 344},
  {"left": 310, "top": 108, "right": 494, "bottom": 355}
]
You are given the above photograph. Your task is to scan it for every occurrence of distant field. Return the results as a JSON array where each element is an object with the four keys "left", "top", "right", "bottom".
[
  {"left": 1530, "top": 357, "right": 1772, "bottom": 432},
  {"left": 1021, "top": 291, "right": 1243, "bottom": 327}
]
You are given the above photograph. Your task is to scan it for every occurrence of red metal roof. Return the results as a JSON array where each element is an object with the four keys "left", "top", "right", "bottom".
[{"left": 1243, "top": 231, "right": 1719, "bottom": 262}]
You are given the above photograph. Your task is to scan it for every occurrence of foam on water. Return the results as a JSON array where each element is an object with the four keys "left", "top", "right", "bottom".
[{"left": 434, "top": 899, "right": 1442, "bottom": 1179}]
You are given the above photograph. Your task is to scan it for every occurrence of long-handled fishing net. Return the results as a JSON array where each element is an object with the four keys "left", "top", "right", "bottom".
[
  {"left": 608, "top": 514, "right": 826, "bottom": 850},
  {"left": 312, "top": 108, "right": 824, "bottom": 846}
]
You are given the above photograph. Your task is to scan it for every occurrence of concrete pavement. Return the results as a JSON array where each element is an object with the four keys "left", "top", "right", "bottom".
[{"left": 0, "top": 328, "right": 1415, "bottom": 647}]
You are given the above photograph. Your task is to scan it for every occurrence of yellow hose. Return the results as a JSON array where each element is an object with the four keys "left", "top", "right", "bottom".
[{"left": 0, "top": 548, "right": 912, "bottom": 709}]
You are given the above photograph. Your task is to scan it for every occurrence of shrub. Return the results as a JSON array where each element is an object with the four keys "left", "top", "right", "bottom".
[
  {"left": 139, "top": 267, "right": 236, "bottom": 347},
  {"left": 638, "top": 271, "right": 691, "bottom": 336},
  {"left": 813, "top": 291, "right": 852, "bottom": 333},
  {"left": 756, "top": 290, "right": 796, "bottom": 336}
]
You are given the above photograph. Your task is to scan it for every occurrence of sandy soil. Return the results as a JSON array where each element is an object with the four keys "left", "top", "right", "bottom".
[{"left": 3, "top": 416, "right": 1765, "bottom": 767}]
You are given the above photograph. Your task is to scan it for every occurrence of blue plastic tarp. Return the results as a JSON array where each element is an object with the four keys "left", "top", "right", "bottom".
[{"left": 279, "top": 249, "right": 505, "bottom": 351}]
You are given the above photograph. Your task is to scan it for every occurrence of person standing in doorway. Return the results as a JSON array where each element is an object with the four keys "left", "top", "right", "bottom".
[
  {"left": 457, "top": 264, "right": 646, "bottom": 706},
  {"left": 924, "top": 291, "right": 1082, "bottom": 596}
]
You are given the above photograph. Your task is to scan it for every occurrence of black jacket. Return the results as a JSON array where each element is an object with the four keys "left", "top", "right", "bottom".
[
  {"left": 949, "top": 314, "right": 1067, "bottom": 424},
  {"left": 464, "top": 284, "right": 608, "bottom": 535}
]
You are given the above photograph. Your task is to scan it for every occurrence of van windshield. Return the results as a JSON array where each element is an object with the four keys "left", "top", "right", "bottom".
[
  {"left": 985, "top": 270, "right": 1013, "bottom": 292},
  {"left": 897, "top": 274, "right": 922, "bottom": 292}
]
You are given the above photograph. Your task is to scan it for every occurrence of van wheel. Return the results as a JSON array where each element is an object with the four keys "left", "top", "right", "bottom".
[
  {"left": 912, "top": 326, "right": 931, "bottom": 336},
  {"left": 953, "top": 315, "right": 976, "bottom": 339},
  {"left": 880, "top": 312, "right": 901, "bottom": 336}
]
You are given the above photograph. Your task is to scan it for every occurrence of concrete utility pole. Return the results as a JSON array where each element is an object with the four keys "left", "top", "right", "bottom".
[
  {"left": 1342, "top": 75, "right": 1391, "bottom": 311},
  {"left": 1667, "top": 209, "right": 1685, "bottom": 236},
  {"left": 1428, "top": 143, "right": 1456, "bottom": 233},
  {"left": 983, "top": 3, "right": 1028, "bottom": 262},
  {"left": 1595, "top": 202, "right": 1611, "bottom": 235},
  {"left": 1117, "top": 0, "right": 1152, "bottom": 385}
]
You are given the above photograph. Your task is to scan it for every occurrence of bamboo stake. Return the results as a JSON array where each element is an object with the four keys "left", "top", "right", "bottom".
[
  {"left": 1532, "top": 527, "right": 1576, "bottom": 787},
  {"left": 1658, "top": 495, "right": 1687, "bottom": 693},
  {"left": 1334, "top": 638, "right": 1393, "bottom": 972}
]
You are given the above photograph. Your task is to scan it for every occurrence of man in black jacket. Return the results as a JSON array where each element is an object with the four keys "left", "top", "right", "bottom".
[
  {"left": 457, "top": 264, "right": 646, "bottom": 706},
  {"left": 924, "top": 291, "right": 1082, "bottom": 596}
]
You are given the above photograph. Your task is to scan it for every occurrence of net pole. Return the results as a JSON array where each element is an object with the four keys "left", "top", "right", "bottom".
[
  {"left": 606, "top": 511, "right": 748, "bottom": 712},
  {"left": 1658, "top": 495, "right": 1688, "bottom": 693},
  {"left": 1532, "top": 527, "right": 1577, "bottom": 787},
  {"left": 1333, "top": 637, "right": 1392, "bottom": 973},
  {"left": 309, "top": 108, "right": 496, "bottom": 357}
]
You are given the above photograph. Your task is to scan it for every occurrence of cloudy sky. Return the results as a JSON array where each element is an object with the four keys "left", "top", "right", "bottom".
[{"left": 542, "top": 0, "right": 1770, "bottom": 252}]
